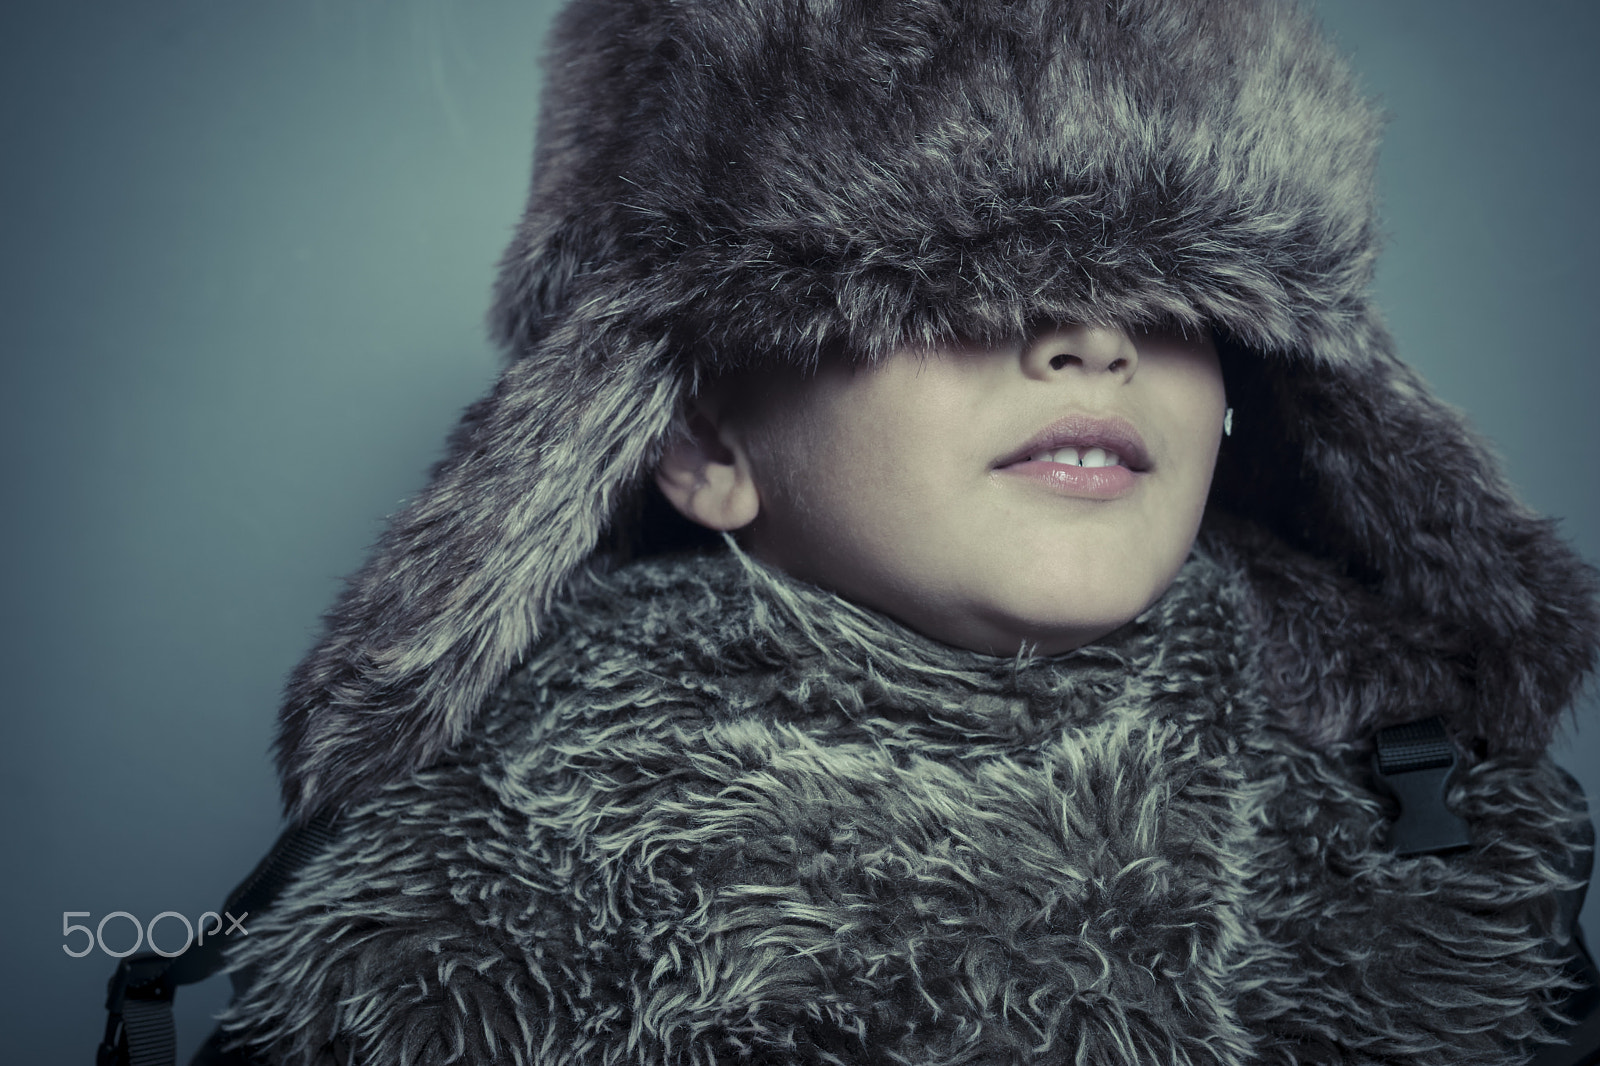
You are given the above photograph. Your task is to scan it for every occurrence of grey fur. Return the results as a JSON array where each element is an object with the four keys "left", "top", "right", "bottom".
[
  {"left": 224, "top": 539, "right": 1588, "bottom": 1064},
  {"left": 273, "top": 0, "right": 1598, "bottom": 822}
]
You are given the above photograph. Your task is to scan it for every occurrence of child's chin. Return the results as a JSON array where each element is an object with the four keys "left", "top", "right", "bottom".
[
  {"left": 952, "top": 604, "right": 1146, "bottom": 658},
  {"left": 1013, "top": 619, "right": 1137, "bottom": 656},
  {"left": 996, "top": 587, "right": 1153, "bottom": 649}
]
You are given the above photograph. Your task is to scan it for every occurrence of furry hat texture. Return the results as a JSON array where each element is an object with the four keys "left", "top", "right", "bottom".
[{"left": 274, "top": 0, "right": 1598, "bottom": 821}]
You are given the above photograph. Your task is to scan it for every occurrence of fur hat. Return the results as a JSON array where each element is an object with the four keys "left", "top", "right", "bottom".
[{"left": 274, "top": 0, "right": 1599, "bottom": 821}]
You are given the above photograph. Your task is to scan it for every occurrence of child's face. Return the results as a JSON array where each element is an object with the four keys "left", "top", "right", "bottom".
[{"left": 661, "top": 323, "right": 1226, "bottom": 656}]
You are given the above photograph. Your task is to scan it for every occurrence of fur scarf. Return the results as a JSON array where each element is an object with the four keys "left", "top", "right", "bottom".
[{"left": 222, "top": 528, "right": 1587, "bottom": 1065}]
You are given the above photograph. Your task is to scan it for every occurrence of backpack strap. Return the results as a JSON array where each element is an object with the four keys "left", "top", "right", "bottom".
[{"left": 96, "top": 812, "right": 340, "bottom": 1066}]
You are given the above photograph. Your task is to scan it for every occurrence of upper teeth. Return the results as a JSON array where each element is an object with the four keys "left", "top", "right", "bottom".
[{"left": 1029, "top": 446, "right": 1121, "bottom": 468}]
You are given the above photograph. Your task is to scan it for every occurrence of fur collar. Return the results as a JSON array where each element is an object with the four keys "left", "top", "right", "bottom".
[
  {"left": 502, "top": 532, "right": 1251, "bottom": 754},
  {"left": 223, "top": 540, "right": 1584, "bottom": 1065}
]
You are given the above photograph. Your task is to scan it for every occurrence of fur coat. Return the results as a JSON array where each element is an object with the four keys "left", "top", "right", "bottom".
[{"left": 217, "top": 0, "right": 1600, "bottom": 1061}]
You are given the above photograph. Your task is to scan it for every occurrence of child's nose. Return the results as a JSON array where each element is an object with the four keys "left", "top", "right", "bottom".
[{"left": 1020, "top": 324, "right": 1139, "bottom": 382}]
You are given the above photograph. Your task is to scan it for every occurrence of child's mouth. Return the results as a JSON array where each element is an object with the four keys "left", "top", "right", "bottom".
[{"left": 994, "top": 414, "right": 1149, "bottom": 499}]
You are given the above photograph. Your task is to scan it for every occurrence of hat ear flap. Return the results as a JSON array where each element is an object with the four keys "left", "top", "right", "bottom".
[
  {"left": 489, "top": 219, "right": 600, "bottom": 359},
  {"left": 1212, "top": 324, "right": 1600, "bottom": 753},
  {"left": 274, "top": 325, "right": 687, "bottom": 821}
]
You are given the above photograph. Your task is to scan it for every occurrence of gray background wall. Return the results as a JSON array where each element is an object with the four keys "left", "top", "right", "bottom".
[{"left": 1, "top": 1, "right": 1595, "bottom": 1061}]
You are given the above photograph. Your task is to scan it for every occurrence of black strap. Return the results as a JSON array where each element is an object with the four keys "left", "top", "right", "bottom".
[
  {"left": 97, "top": 812, "right": 340, "bottom": 1066},
  {"left": 119, "top": 968, "right": 175, "bottom": 1066}
]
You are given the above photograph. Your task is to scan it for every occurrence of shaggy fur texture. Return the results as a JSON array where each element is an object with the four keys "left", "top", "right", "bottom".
[
  {"left": 224, "top": 536, "right": 1589, "bottom": 1065},
  {"left": 271, "top": 0, "right": 1600, "bottom": 823}
]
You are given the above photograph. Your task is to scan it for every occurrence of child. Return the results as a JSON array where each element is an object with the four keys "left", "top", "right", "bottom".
[{"left": 216, "top": 0, "right": 1599, "bottom": 1062}]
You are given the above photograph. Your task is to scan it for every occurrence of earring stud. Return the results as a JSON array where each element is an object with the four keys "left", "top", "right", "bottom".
[{"left": 1223, "top": 407, "right": 1234, "bottom": 437}]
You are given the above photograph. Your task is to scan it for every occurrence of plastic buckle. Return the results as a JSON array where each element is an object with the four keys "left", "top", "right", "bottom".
[
  {"left": 97, "top": 952, "right": 175, "bottom": 1066},
  {"left": 105, "top": 951, "right": 176, "bottom": 1014},
  {"left": 1373, "top": 717, "right": 1472, "bottom": 857}
]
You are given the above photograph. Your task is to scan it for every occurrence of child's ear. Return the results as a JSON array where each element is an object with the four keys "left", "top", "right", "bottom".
[{"left": 655, "top": 407, "right": 762, "bottom": 531}]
